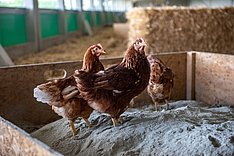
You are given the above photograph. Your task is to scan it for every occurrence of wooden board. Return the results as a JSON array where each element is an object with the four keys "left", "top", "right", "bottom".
[
  {"left": 0, "top": 116, "right": 61, "bottom": 156},
  {"left": 0, "top": 53, "right": 187, "bottom": 132},
  {"left": 195, "top": 52, "right": 234, "bottom": 105},
  {"left": 0, "top": 61, "right": 83, "bottom": 132}
]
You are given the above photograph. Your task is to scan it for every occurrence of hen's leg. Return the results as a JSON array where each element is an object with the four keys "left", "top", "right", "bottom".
[
  {"left": 153, "top": 100, "right": 159, "bottom": 111},
  {"left": 69, "top": 120, "right": 77, "bottom": 136},
  {"left": 111, "top": 118, "right": 118, "bottom": 127},
  {"left": 83, "top": 118, "right": 91, "bottom": 128},
  {"left": 165, "top": 99, "right": 169, "bottom": 110}
]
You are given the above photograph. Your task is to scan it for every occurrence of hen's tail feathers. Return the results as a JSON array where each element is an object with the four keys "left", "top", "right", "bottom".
[{"left": 34, "top": 86, "right": 53, "bottom": 104}]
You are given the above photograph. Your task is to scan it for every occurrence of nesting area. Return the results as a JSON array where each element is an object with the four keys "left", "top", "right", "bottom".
[
  {"left": 127, "top": 7, "right": 234, "bottom": 54},
  {"left": 31, "top": 101, "right": 234, "bottom": 156}
]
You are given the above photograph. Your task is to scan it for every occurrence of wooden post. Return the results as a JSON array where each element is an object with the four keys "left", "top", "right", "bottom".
[
  {"left": 58, "top": 0, "right": 67, "bottom": 40},
  {"left": 76, "top": 0, "right": 82, "bottom": 33},
  {"left": 25, "top": 0, "right": 41, "bottom": 52},
  {"left": 100, "top": 0, "right": 106, "bottom": 25},
  {"left": 90, "top": 0, "right": 96, "bottom": 28},
  {"left": 79, "top": 0, "right": 93, "bottom": 36},
  {"left": 186, "top": 52, "right": 196, "bottom": 100}
]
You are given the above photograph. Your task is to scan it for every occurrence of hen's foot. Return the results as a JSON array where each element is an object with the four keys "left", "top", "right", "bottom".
[
  {"left": 154, "top": 102, "right": 159, "bottom": 111},
  {"left": 111, "top": 118, "right": 118, "bottom": 127},
  {"left": 118, "top": 116, "right": 124, "bottom": 124},
  {"left": 83, "top": 118, "right": 91, "bottom": 128},
  {"left": 165, "top": 99, "right": 170, "bottom": 110}
]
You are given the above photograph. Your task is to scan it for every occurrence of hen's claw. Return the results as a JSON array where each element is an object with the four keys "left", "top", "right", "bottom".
[
  {"left": 118, "top": 116, "right": 124, "bottom": 124},
  {"left": 83, "top": 118, "right": 91, "bottom": 128}
]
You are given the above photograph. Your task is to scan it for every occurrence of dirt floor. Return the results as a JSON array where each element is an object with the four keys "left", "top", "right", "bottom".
[
  {"left": 31, "top": 101, "right": 234, "bottom": 156},
  {"left": 14, "top": 27, "right": 128, "bottom": 65}
]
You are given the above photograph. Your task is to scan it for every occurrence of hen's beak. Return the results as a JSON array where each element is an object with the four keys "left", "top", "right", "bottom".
[
  {"left": 98, "top": 49, "right": 106, "bottom": 55},
  {"left": 141, "top": 41, "right": 147, "bottom": 47}
]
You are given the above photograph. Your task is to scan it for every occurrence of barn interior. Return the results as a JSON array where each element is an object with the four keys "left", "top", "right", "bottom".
[{"left": 0, "top": 0, "right": 234, "bottom": 156}]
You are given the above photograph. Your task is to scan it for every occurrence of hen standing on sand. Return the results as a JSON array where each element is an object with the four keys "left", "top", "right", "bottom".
[
  {"left": 34, "top": 44, "right": 106, "bottom": 136},
  {"left": 75, "top": 38, "right": 150, "bottom": 126}
]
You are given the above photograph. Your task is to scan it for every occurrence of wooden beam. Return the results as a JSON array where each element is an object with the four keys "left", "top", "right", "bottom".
[
  {"left": 186, "top": 52, "right": 196, "bottom": 100},
  {"left": 25, "top": 0, "right": 41, "bottom": 52},
  {"left": 90, "top": 0, "right": 97, "bottom": 27},
  {"left": 58, "top": 0, "right": 67, "bottom": 40},
  {"left": 79, "top": 0, "right": 93, "bottom": 36}
]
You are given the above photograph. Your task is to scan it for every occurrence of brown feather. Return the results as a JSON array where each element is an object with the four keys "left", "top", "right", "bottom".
[
  {"left": 35, "top": 44, "right": 105, "bottom": 123},
  {"left": 75, "top": 38, "right": 150, "bottom": 121},
  {"left": 147, "top": 56, "right": 174, "bottom": 107}
]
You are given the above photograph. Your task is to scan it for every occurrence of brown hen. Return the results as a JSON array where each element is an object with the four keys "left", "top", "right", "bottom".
[
  {"left": 75, "top": 38, "right": 150, "bottom": 126},
  {"left": 147, "top": 55, "right": 174, "bottom": 111},
  {"left": 34, "top": 44, "right": 105, "bottom": 135}
]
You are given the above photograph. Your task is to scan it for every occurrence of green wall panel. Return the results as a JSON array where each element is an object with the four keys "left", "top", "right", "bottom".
[
  {"left": 84, "top": 11, "right": 93, "bottom": 27},
  {"left": 67, "top": 13, "right": 78, "bottom": 32},
  {"left": 95, "top": 12, "right": 102, "bottom": 26},
  {"left": 105, "top": 12, "right": 111, "bottom": 25},
  {"left": 40, "top": 13, "right": 59, "bottom": 38},
  {"left": 0, "top": 13, "right": 27, "bottom": 47}
]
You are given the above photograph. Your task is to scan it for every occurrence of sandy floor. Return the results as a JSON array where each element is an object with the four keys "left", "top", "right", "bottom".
[
  {"left": 14, "top": 27, "right": 128, "bottom": 65},
  {"left": 31, "top": 101, "right": 234, "bottom": 156}
]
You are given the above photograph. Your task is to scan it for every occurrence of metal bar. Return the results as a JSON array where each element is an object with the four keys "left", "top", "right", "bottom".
[
  {"left": 39, "top": 9, "right": 60, "bottom": 13},
  {"left": 0, "top": 7, "right": 28, "bottom": 14}
]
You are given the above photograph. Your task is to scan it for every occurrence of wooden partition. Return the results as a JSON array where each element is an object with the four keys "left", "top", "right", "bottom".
[
  {"left": 2, "top": 52, "right": 234, "bottom": 155},
  {"left": 0, "top": 117, "right": 60, "bottom": 156},
  {"left": 0, "top": 53, "right": 187, "bottom": 132},
  {"left": 195, "top": 52, "right": 234, "bottom": 105}
]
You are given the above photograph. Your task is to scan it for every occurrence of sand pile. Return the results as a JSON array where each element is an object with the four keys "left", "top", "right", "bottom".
[
  {"left": 31, "top": 100, "right": 234, "bottom": 156},
  {"left": 127, "top": 7, "right": 234, "bottom": 54}
]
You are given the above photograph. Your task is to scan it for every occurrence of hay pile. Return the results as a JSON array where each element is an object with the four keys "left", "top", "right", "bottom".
[{"left": 127, "top": 7, "right": 234, "bottom": 54}]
